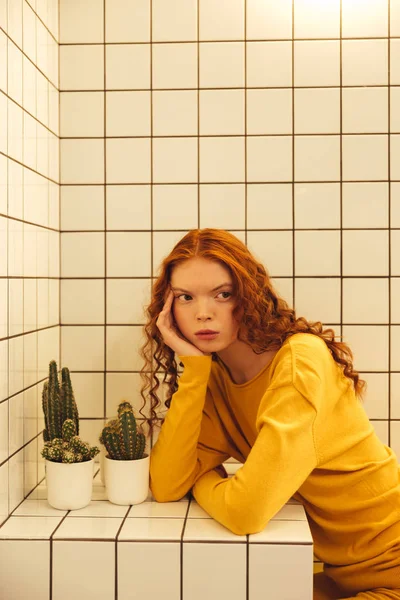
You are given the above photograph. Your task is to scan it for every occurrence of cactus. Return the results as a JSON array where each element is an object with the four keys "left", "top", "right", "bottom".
[
  {"left": 42, "top": 360, "right": 79, "bottom": 442},
  {"left": 99, "top": 401, "right": 146, "bottom": 460},
  {"left": 41, "top": 419, "right": 100, "bottom": 463}
]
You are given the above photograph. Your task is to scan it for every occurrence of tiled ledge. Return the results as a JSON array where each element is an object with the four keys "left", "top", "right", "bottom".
[{"left": 0, "top": 465, "right": 314, "bottom": 600}]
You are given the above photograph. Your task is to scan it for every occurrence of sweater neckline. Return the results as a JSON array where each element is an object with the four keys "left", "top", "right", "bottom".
[{"left": 214, "top": 349, "right": 279, "bottom": 388}]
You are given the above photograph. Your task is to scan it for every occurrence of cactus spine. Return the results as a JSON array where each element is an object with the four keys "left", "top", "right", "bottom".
[{"left": 99, "top": 401, "right": 146, "bottom": 460}]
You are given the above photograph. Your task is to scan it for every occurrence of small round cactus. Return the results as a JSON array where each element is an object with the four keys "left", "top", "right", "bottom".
[
  {"left": 41, "top": 418, "right": 100, "bottom": 464},
  {"left": 99, "top": 401, "right": 146, "bottom": 461}
]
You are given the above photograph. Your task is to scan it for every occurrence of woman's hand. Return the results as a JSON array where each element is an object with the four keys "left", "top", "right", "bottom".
[{"left": 156, "top": 289, "right": 207, "bottom": 357}]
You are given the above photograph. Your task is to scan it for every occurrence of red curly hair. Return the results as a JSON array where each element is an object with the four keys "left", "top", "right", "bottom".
[{"left": 138, "top": 228, "right": 366, "bottom": 441}]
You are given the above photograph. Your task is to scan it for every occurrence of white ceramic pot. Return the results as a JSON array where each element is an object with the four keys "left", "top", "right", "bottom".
[
  {"left": 104, "top": 453, "right": 150, "bottom": 505},
  {"left": 99, "top": 446, "right": 106, "bottom": 484},
  {"left": 45, "top": 458, "right": 95, "bottom": 510}
]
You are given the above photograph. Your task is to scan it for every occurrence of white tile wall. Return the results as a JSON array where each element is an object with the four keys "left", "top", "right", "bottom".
[
  {"left": 0, "top": 0, "right": 60, "bottom": 527},
  {"left": 58, "top": 0, "right": 400, "bottom": 471}
]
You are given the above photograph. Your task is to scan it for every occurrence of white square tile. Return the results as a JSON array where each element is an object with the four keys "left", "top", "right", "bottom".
[
  {"left": 343, "top": 88, "right": 388, "bottom": 134},
  {"left": 392, "top": 277, "right": 400, "bottom": 323},
  {"left": 60, "top": 0, "right": 103, "bottom": 43},
  {"left": 246, "top": 0, "right": 292, "bottom": 40},
  {"left": 200, "top": 42, "right": 244, "bottom": 88},
  {"left": 61, "top": 232, "right": 105, "bottom": 277},
  {"left": 247, "top": 184, "right": 292, "bottom": 229},
  {"left": 53, "top": 516, "right": 122, "bottom": 539},
  {"left": 247, "top": 89, "right": 292, "bottom": 135},
  {"left": 247, "top": 136, "right": 292, "bottom": 182},
  {"left": 152, "top": 230, "right": 190, "bottom": 273},
  {"left": 183, "top": 542, "right": 246, "bottom": 600},
  {"left": 0, "top": 95, "right": 7, "bottom": 154},
  {"left": 391, "top": 373, "right": 400, "bottom": 419},
  {"left": 200, "top": 137, "right": 244, "bottom": 183},
  {"left": 118, "top": 541, "right": 180, "bottom": 599},
  {"left": 61, "top": 139, "right": 104, "bottom": 184},
  {"left": 106, "top": 325, "right": 145, "bottom": 371},
  {"left": 152, "top": 42, "right": 197, "bottom": 89},
  {"left": 200, "top": 89, "right": 244, "bottom": 135},
  {"left": 200, "top": 0, "right": 244, "bottom": 40},
  {"left": 106, "top": 372, "right": 150, "bottom": 418},
  {"left": 8, "top": 99, "right": 23, "bottom": 163},
  {"left": 106, "top": 138, "right": 151, "bottom": 184},
  {"left": 60, "top": 45, "right": 104, "bottom": 91},
  {"left": 294, "top": 183, "right": 340, "bottom": 229},
  {"left": 343, "top": 135, "right": 388, "bottom": 181},
  {"left": 66, "top": 372, "right": 104, "bottom": 419},
  {"left": 0, "top": 155, "right": 6, "bottom": 212},
  {"left": 342, "top": 183, "right": 389, "bottom": 228},
  {"left": 249, "top": 543, "right": 313, "bottom": 599},
  {"left": 61, "top": 326, "right": 105, "bottom": 371},
  {"left": 295, "top": 231, "right": 341, "bottom": 276},
  {"left": 343, "top": 230, "right": 388, "bottom": 276},
  {"left": 200, "top": 184, "right": 245, "bottom": 229},
  {"left": 361, "top": 373, "right": 389, "bottom": 420},
  {"left": 294, "top": 88, "right": 340, "bottom": 134},
  {"left": 391, "top": 326, "right": 400, "bottom": 370},
  {"left": 0, "top": 540, "right": 50, "bottom": 599},
  {"left": 246, "top": 41, "right": 292, "bottom": 88},
  {"left": 23, "top": 112, "right": 37, "bottom": 171},
  {"left": 295, "top": 278, "right": 341, "bottom": 324},
  {"left": 106, "top": 278, "right": 151, "bottom": 324},
  {"left": 153, "top": 184, "right": 197, "bottom": 230},
  {"left": 391, "top": 88, "right": 400, "bottom": 133},
  {"left": 247, "top": 231, "right": 293, "bottom": 277},
  {"left": 60, "top": 92, "right": 104, "bottom": 137},
  {"left": 294, "top": 0, "right": 340, "bottom": 38},
  {"left": 153, "top": 137, "right": 197, "bottom": 183},
  {"left": 61, "top": 185, "right": 105, "bottom": 231},
  {"left": 342, "top": 40, "right": 388, "bottom": 86},
  {"left": 105, "top": 0, "right": 150, "bottom": 42},
  {"left": 61, "top": 280, "right": 105, "bottom": 324},
  {"left": 392, "top": 0, "right": 400, "bottom": 36},
  {"left": 371, "top": 420, "right": 389, "bottom": 446},
  {"left": 23, "top": 56, "right": 37, "bottom": 116},
  {"left": 53, "top": 541, "right": 115, "bottom": 600},
  {"left": 106, "top": 44, "right": 150, "bottom": 89},
  {"left": 294, "top": 41, "right": 340, "bottom": 87},
  {"left": 106, "top": 232, "right": 151, "bottom": 277},
  {"left": 13, "top": 499, "right": 66, "bottom": 516},
  {"left": 8, "top": 39, "right": 23, "bottom": 105},
  {"left": 68, "top": 501, "right": 128, "bottom": 517},
  {"left": 391, "top": 183, "right": 400, "bottom": 228},
  {"left": 391, "top": 40, "right": 400, "bottom": 85},
  {"left": 106, "top": 185, "right": 151, "bottom": 230},
  {"left": 0, "top": 516, "right": 61, "bottom": 538},
  {"left": 342, "top": 325, "right": 389, "bottom": 371},
  {"left": 343, "top": 278, "right": 389, "bottom": 324},
  {"left": 0, "top": 30, "right": 6, "bottom": 93},
  {"left": 342, "top": 0, "right": 388, "bottom": 37},
  {"left": 118, "top": 517, "right": 185, "bottom": 540},
  {"left": 391, "top": 135, "right": 400, "bottom": 180},
  {"left": 295, "top": 136, "right": 340, "bottom": 182},
  {"left": 106, "top": 91, "right": 151, "bottom": 136},
  {"left": 153, "top": 90, "right": 197, "bottom": 136},
  {"left": 152, "top": 0, "right": 197, "bottom": 41},
  {"left": 8, "top": 279, "right": 23, "bottom": 336}
]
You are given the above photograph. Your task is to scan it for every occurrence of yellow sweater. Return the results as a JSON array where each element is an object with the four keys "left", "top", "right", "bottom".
[{"left": 150, "top": 333, "right": 400, "bottom": 592}]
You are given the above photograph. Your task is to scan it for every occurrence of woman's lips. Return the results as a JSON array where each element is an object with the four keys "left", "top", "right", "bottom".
[{"left": 195, "top": 332, "right": 219, "bottom": 340}]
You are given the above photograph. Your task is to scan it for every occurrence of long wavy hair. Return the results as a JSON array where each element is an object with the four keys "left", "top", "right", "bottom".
[{"left": 138, "top": 228, "right": 366, "bottom": 441}]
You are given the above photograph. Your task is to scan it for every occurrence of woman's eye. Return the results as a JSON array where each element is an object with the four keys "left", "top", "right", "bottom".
[{"left": 176, "top": 292, "right": 231, "bottom": 301}]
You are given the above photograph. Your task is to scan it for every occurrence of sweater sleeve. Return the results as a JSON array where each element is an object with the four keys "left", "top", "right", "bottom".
[
  {"left": 191, "top": 381, "right": 319, "bottom": 535},
  {"left": 149, "top": 354, "right": 231, "bottom": 503}
]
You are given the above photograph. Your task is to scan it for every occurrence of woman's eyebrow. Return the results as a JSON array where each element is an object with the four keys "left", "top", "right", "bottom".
[{"left": 171, "top": 283, "right": 233, "bottom": 293}]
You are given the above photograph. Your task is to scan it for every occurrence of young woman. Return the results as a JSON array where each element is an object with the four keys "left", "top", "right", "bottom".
[{"left": 138, "top": 228, "right": 400, "bottom": 600}]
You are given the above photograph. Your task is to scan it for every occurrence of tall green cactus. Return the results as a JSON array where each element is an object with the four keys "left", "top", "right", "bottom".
[
  {"left": 42, "top": 360, "right": 79, "bottom": 442},
  {"left": 99, "top": 401, "right": 146, "bottom": 460}
]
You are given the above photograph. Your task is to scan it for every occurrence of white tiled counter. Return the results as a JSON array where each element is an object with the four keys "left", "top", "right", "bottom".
[{"left": 0, "top": 465, "right": 314, "bottom": 600}]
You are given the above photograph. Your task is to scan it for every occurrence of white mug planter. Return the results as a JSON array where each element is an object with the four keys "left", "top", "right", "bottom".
[
  {"left": 104, "top": 453, "right": 150, "bottom": 505},
  {"left": 45, "top": 458, "right": 95, "bottom": 510}
]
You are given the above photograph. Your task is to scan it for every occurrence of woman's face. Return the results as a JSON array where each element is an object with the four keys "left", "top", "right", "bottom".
[{"left": 169, "top": 257, "right": 243, "bottom": 353}]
